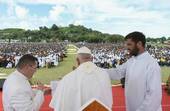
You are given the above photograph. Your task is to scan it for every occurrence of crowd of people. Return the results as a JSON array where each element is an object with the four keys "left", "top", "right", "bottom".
[
  {"left": 76, "top": 42, "right": 170, "bottom": 68},
  {"left": 1, "top": 31, "right": 165, "bottom": 111},
  {"left": 0, "top": 42, "right": 67, "bottom": 68},
  {"left": 1, "top": 42, "right": 170, "bottom": 69},
  {"left": 147, "top": 45, "right": 170, "bottom": 66}
]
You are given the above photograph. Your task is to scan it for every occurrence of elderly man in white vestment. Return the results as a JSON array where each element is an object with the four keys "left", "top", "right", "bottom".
[
  {"left": 50, "top": 46, "right": 113, "bottom": 111},
  {"left": 107, "top": 31, "right": 162, "bottom": 111},
  {"left": 3, "top": 54, "right": 49, "bottom": 111}
]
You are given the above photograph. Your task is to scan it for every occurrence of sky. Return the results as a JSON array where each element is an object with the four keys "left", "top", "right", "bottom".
[{"left": 0, "top": 0, "right": 170, "bottom": 38}]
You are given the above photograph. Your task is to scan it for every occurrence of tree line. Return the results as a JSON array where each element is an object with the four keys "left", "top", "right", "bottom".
[
  {"left": 0, "top": 24, "right": 123, "bottom": 43},
  {"left": 0, "top": 24, "right": 169, "bottom": 43}
]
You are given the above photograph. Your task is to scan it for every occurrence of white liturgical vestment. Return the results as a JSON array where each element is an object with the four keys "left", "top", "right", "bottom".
[
  {"left": 106, "top": 51, "right": 162, "bottom": 111},
  {"left": 50, "top": 61, "right": 113, "bottom": 111}
]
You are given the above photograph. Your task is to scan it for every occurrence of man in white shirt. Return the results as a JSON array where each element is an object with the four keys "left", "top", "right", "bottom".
[
  {"left": 107, "top": 32, "right": 162, "bottom": 111},
  {"left": 53, "top": 54, "right": 59, "bottom": 66},
  {"left": 3, "top": 54, "right": 49, "bottom": 111},
  {"left": 50, "top": 46, "right": 113, "bottom": 111},
  {"left": 14, "top": 55, "right": 21, "bottom": 66}
]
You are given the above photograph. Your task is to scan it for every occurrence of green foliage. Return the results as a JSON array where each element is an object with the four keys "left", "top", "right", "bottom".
[
  {"left": 147, "top": 36, "right": 167, "bottom": 43},
  {"left": 0, "top": 28, "right": 25, "bottom": 41},
  {"left": 0, "top": 24, "right": 125, "bottom": 43}
]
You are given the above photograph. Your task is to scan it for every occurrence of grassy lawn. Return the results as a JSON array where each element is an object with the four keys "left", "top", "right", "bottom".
[
  {"left": 0, "top": 54, "right": 170, "bottom": 85},
  {"left": 161, "top": 66, "right": 170, "bottom": 83},
  {"left": 0, "top": 54, "right": 76, "bottom": 84}
]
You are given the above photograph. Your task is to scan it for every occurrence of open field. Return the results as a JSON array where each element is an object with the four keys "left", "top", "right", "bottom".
[{"left": 0, "top": 53, "right": 170, "bottom": 85}]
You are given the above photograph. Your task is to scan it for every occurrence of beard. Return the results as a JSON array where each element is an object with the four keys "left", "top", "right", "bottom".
[{"left": 129, "top": 46, "right": 139, "bottom": 56}]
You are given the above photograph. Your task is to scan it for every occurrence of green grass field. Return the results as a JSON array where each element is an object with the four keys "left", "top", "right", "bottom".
[
  {"left": 0, "top": 54, "right": 76, "bottom": 84},
  {"left": 0, "top": 53, "right": 170, "bottom": 85}
]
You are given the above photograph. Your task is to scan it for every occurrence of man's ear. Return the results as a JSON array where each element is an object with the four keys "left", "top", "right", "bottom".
[{"left": 137, "top": 41, "right": 142, "bottom": 48}]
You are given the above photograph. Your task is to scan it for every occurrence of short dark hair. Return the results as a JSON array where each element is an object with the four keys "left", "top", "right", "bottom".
[
  {"left": 17, "top": 54, "right": 38, "bottom": 69},
  {"left": 125, "top": 31, "right": 146, "bottom": 47}
]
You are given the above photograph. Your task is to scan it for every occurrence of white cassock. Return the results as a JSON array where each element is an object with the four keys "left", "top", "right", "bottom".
[
  {"left": 41, "top": 57, "right": 46, "bottom": 67},
  {"left": 2, "top": 70, "right": 44, "bottom": 111},
  {"left": 106, "top": 51, "right": 162, "bottom": 111},
  {"left": 14, "top": 56, "right": 21, "bottom": 66},
  {"left": 50, "top": 61, "right": 113, "bottom": 111},
  {"left": 53, "top": 54, "right": 59, "bottom": 66}
]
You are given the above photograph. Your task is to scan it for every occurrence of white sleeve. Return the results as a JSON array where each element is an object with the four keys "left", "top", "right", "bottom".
[
  {"left": 106, "top": 62, "right": 127, "bottom": 80},
  {"left": 10, "top": 90, "right": 44, "bottom": 111},
  {"left": 49, "top": 80, "right": 65, "bottom": 111},
  {"left": 136, "top": 63, "right": 162, "bottom": 111}
]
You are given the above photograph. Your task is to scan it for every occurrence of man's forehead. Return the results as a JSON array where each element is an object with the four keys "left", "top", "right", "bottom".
[
  {"left": 125, "top": 38, "right": 133, "bottom": 42},
  {"left": 125, "top": 39, "right": 137, "bottom": 44}
]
